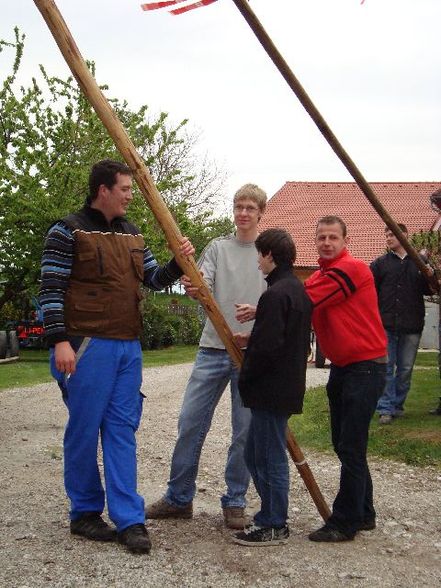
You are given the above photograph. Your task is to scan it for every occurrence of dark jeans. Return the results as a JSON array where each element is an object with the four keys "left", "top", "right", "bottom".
[
  {"left": 244, "top": 408, "right": 289, "bottom": 528},
  {"left": 326, "top": 360, "right": 386, "bottom": 537}
]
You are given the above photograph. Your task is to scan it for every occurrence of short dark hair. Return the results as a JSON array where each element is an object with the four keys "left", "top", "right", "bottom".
[
  {"left": 316, "top": 215, "right": 347, "bottom": 237},
  {"left": 385, "top": 223, "right": 408, "bottom": 234},
  {"left": 88, "top": 159, "right": 132, "bottom": 202},
  {"left": 255, "top": 228, "right": 296, "bottom": 266}
]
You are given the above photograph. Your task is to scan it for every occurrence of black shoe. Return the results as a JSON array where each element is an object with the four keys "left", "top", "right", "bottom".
[
  {"left": 70, "top": 512, "right": 117, "bottom": 542},
  {"left": 308, "top": 524, "right": 354, "bottom": 542},
  {"left": 358, "top": 519, "right": 376, "bottom": 531},
  {"left": 118, "top": 524, "right": 151, "bottom": 554}
]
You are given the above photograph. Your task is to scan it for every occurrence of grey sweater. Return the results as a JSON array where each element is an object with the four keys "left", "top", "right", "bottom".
[{"left": 198, "top": 234, "right": 267, "bottom": 349}]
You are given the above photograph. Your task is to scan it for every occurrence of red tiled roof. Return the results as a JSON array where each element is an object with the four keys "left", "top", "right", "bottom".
[{"left": 259, "top": 182, "right": 441, "bottom": 267}]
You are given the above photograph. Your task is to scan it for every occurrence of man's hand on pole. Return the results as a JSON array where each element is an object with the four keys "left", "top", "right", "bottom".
[
  {"left": 181, "top": 271, "right": 203, "bottom": 299},
  {"left": 177, "top": 236, "right": 195, "bottom": 258}
]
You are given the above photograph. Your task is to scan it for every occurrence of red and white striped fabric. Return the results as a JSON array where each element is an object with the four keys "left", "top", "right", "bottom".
[
  {"left": 141, "top": 1, "right": 186, "bottom": 10},
  {"left": 171, "top": 0, "right": 217, "bottom": 15},
  {"left": 141, "top": 0, "right": 218, "bottom": 15}
]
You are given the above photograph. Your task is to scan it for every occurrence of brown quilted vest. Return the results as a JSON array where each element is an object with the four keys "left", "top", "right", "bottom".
[{"left": 63, "top": 221, "right": 145, "bottom": 340}]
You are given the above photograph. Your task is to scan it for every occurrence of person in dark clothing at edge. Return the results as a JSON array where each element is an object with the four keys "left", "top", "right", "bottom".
[
  {"left": 429, "top": 187, "right": 441, "bottom": 416},
  {"left": 40, "top": 159, "right": 194, "bottom": 555},
  {"left": 304, "top": 216, "right": 387, "bottom": 543},
  {"left": 371, "top": 224, "right": 435, "bottom": 424},
  {"left": 232, "top": 228, "right": 312, "bottom": 546}
]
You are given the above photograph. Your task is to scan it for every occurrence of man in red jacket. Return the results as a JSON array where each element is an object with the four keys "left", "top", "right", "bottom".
[{"left": 304, "top": 216, "right": 387, "bottom": 542}]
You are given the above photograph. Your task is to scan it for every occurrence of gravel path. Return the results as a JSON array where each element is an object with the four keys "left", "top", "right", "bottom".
[{"left": 0, "top": 363, "right": 440, "bottom": 588}]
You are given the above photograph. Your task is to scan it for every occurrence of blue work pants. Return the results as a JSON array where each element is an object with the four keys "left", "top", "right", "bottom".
[{"left": 51, "top": 338, "right": 144, "bottom": 532}]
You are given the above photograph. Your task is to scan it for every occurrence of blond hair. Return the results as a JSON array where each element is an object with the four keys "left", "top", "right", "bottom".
[{"left": 233, "top": 183, "right": 267, "bottom": 212}]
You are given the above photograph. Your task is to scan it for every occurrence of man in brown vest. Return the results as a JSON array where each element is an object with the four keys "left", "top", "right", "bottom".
[{"left": 40, "top": 159, "right": 194, "bottom": 554}]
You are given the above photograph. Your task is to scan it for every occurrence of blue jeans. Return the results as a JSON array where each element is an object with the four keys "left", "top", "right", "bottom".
[
  {"left": 51, "top": 338, "right": 145, "bottom": 532},
  {"left": 245, "top": 409, "right": 289, "bottom": 528},
  {"left": 377, "top": 330, "right": 421, "bottom": 416},
  {"left": 165, "top": 348, "right": 251, "bottom": 509},
  {"left": 326, "top": 360, "right": 386, "bottom": 537}
]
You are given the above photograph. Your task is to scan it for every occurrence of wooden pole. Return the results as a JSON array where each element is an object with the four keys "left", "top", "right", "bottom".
[
  {"left": 231, "top": 0, "right": 438, "bottom": 293},
  {"left": 33, "top": 0, "right": 241, "bottom": 368},
  {"left": 33, "top": 0, "right": 331, "bottom": 521}
]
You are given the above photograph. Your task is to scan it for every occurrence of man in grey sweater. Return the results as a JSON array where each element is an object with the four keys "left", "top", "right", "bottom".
[{"left": 147, "top": 184, "right": 267, "bottom": 529}]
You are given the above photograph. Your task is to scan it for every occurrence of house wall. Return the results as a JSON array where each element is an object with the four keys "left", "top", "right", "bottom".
[
  {"left": 293, "top": 268, "right": 315, "bottom": 283},
  {"left": 421, "top": 301, "right": 439, "bottom": 350}
]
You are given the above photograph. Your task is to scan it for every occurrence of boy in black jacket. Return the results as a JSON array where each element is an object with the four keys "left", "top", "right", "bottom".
[{"left": 233, "top": 228, "right": 312, "bottom": 546}]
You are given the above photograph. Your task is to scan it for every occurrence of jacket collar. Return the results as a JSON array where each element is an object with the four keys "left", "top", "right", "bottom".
[
  {"left": 81, "top": 204, "right": 126, "bottom": 230},
  {"left": 265, "top": 263, "right": 294, "bottom": 286},
  {"left": 318, "top": 247, "right": 349, "bottom": 271}
]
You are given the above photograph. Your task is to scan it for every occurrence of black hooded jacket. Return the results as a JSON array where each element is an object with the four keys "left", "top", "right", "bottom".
[{"left": 238, "top": 264, "right": 312, "bottom": 416}]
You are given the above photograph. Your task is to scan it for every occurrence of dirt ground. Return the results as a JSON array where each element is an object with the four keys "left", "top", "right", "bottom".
[{"left": 0, "top": 363, "right": 440, "bottom": 588}]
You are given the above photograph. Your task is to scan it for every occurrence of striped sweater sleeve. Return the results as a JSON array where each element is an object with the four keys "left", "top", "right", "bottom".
[
  {"left": 143, "top": 248, "right": 183, "bottom": 290},
  {"left": 39, "top": 221, "right": 74, "bottom": 345}
]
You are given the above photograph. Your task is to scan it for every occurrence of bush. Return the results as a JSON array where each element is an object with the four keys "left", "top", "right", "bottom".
[{"left": 140, "top": 299, "right": 202, "bottom": 350}]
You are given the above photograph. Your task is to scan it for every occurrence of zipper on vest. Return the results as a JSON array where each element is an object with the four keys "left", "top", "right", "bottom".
[{"left": 97, "top": 246, "right": 104, "bottom": 275}]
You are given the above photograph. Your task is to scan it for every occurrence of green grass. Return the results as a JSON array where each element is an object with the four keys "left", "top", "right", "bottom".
[
  {"left": 142, "top": 344, "right": 198, "bottom": 367},
  {"left": 147, "top": 292, "right": 198, "bottom": 308},
  {"left": 0, "top": 349, "right": 50, "bottom": 390},
  {"left": 414, "top": 351, "right": 438, "bottom": 367},
  {"left": 290, "top": 357, "right": 441, "bottom": 469},
  {"left": 3, "top": 346, "right": 440, "bottom": 469},
  {"left": 0, "top": 345, "right": 198, "bottom": 391}
]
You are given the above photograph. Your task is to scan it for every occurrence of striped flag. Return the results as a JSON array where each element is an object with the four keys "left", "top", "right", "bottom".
[{"left": 141, "top": 0, "right": 218, "bottom": 15}]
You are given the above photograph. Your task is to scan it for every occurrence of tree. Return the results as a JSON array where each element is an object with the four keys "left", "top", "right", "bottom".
[
  {"left": 0, "top": 28, "right": 231, "bottom": 316},
  {"left": 411, "top": 230, "right": 441, "bottom": 302}
]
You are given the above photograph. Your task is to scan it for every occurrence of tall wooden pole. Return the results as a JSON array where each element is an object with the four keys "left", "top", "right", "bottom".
[
  {"left": 231, "top": 0, "right": 438, "bottom": 292},
  {"left": 33, "top": 0, "right": 331, "bottom": 521}
]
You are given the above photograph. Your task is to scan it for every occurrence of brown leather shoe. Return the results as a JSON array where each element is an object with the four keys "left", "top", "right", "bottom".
[
  {"left": 223, "top": 506, "right": 246, "bottom": 530},
  {"left": 146, "top": 497, "right": 193, "bottom": 519}
]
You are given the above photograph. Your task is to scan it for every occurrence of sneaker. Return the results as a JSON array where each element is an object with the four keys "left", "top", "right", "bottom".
[
  {"left": 223, "top": 506, "right": 246, "bottom": 530},
  {"left": 233, "top": 523, "right": 289, "bottom": 546},
  {"left": 308, "top": 524, "right": 354, "bottom": 542},
  {"left": 379, "top": 414, "right": 393, "bottom": 425},
  {"left": 118, "top": 524, "right": 151, "bottom": 554},
  {"left": 429, "top": 399, "right": 441, "bottom": 415},
  {"left": 70, "top": 512, "right": 116, "bottom": 542},
  {"left": 358, "top": 519, "right": 376, "bottom": 531},
  {"left": 146, "top": 497, "right": 193, "bottom": 519}
]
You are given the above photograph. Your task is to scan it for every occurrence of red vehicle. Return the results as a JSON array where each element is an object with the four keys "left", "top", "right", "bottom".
[{"left": 15, "top": 320, "right": 46, "bottom": 348}]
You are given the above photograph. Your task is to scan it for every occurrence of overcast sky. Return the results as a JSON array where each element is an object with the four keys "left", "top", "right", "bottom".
[{"left": 2, "top": 0, "right": 440, "bottom": 207}]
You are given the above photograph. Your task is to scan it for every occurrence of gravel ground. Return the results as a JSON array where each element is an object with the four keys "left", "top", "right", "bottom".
[{"left": 0, "top": 363, "right": 440, "bottom": 588}]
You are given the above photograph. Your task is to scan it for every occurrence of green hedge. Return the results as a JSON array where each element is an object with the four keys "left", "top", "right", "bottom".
[{"left": 140, "top": 300, "right": 203, "bottom": 350}]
